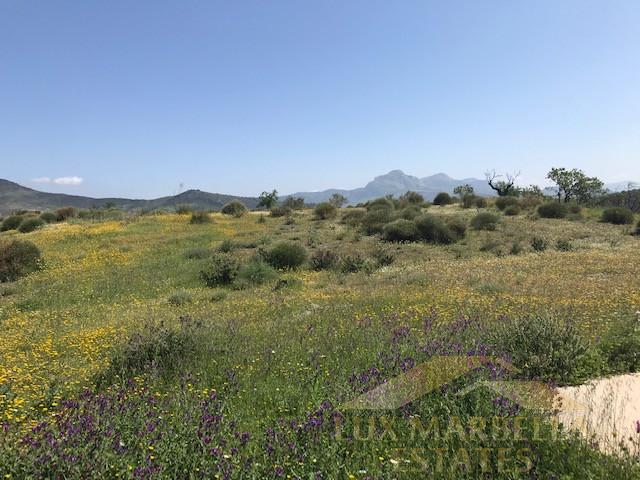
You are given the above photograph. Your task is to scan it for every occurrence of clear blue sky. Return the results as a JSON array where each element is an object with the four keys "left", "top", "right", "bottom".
[{"left": 1, "top": 0, "right": 639, "bottom": 198}]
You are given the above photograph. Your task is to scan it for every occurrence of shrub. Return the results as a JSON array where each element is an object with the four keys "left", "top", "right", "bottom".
[
  {"left": 339, "top": 253, "right": 369, "bottom": 273},
  {"left": 474, "top": 196, "right": 487, "bottom": 208},
  {"left": 636, "top": 219, "right": 640, "bottom": 235},
  {"left": 398, "top": 191, "right": 424, "bottom": 206},
  {"left": 168, "top": 290, "right": 193, "bottom": 306},
  {"left": 531, "top": 236, "right": 548, "bottom": 252},
  {"left": 340, "top": 209, "right": 366, "bottom": 226},
  {"left": 414, "top": 214, "right": 457, "bottom": 244},
  {"left": 568, "top": 203, "right": 582, "bottom": 215},
  {"left": 313, "top": 202, "right": 337, "bottom": 220},
  {"left": 97, "top": 316, "right": 202, "bottom": 384},
  {"left": 39, "top": 212, "right": 57, "bottom": 223},
  {"left": 217, "top": 239, "right": 238, "bottom": 253},
  {"left": 382, "top": 219, "right": 419, "bottom": 242},
  {"left": 432, "top": 192, "right": 452, "bottom": 206},
  {"left": 555, "top": 239, "right": 572, "bottom": 252},
  {"left": 371, "top": 245, "right": 395, "bottom": 267},
  {"left": 236, "top": 259, "right": 277, "bottom": 285},
  {"left": 461, "top": 195, "right": 483, "bottom": 209},
  {"left": 220, "top": 200, "right": 247, "bottom": 217},
  {"left": 601, "top": 207, "right": 634, "bottom": 225},
  {"left": 538, "top": 202, "right": 567, "bottom": 219},
  {"left": 367, "top": 197, "right": 395, "bottom": 211},
  {"left": 184, "top": 247, "right": 212, "bottom": 259},
  {"left": 445, "top": 217, "right": 467, "bottom": 240},
  {"left": 264, "top": 241, "right": 308, "bottom": 270},
  {"left": 599, "top": 319, "right": 640, "bottom": 374},
  {"left": 1, "top": 215, "right": 24, "bottom": 231},
  {"left": 0, "top": 240, "right": 41, "bottom": 282},
  {"left": 503, "top": 205, "right": 521, "bottom": 216},
  {"left": 360, "top": 209, "right": 393, "bottom": 235},
  {"left": 470, "top": 212, "right": 499, "bottom": 231},
  {"left": 200, "top": 253, "right": 240, "bottom": 286},
  {"left": 510, "top": 242, "right": 523, "bottom": 255},
  {"left": 495, "top": 196, "right": 519, "bottom": 211},
  {"left": 175, "top": 204, "right": 192, "bottom": 215},
  {"left": 190, "top": 211, "right": 212, "bottom": 224},
  {"left": 310, "top": 248, "right": 338, "bottom": 271},
  {"left": 55, "top": 207, "right": 76, "bottom": 221},
  {"left": 486, "top": 316, "right": 600, "bottom": 384},
  {"left": 396, "top": 205, "right": 422, "bottom": 220},
  {"left": 18, "top": 218, "right": 45, "bottom": 233},
  {"left": 269, "top": 206, "right": 292, "bottom": 218}
]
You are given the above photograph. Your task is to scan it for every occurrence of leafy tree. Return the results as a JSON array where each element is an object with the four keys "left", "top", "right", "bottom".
[
  {"left": 398, "top": 191, "right": 424, "bottom": 206},
  {"left": 432, "top": 192, "right": 452, "bottom": 206},
  {"left": 453, "top": 184, "right": 474, "bottom": 199},
  {"left": 485, "top": 170, "right": 519, "bottom": 197},
  {"left": 328, "top": 193, "right": 347, "bottom": 208},
  {"left": 546, "top": 168, "right": 604, "bottom": 203},
  {"left": 257, "top": 190, "right": 279, "bottom": 209},
  {"left": 282, "top": 196, "right": 305, "bottom": 210}
]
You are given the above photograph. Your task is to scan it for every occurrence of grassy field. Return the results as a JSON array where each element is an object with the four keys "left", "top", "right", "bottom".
[{"left": 1, "top": 204, "right": 639, "bottom": 478}]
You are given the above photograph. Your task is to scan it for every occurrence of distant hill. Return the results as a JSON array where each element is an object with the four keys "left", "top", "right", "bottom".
[
  {"left": 0, "top": 179, "right": 259, "bottom": 214},
  {"left": 288, "top": 170, "right": 495, "bottom": 204}
]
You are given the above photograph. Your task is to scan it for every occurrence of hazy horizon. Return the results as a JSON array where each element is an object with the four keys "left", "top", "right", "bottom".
[{"left": 2, "top": 1, "right": 639, "bottom": 198}]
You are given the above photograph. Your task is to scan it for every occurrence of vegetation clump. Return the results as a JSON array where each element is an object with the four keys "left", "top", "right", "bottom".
[
  {"left": 200, "top": 253, "right": 240, "bottom": 286},
  {"left": 55, "top": 207, "right": 77, "bottom": 221},
  {"left": 263, "top": 241, "right": 308, "bottom": 270},
  {"left": 538, "top": 202, "right": 568, "bottom": 219},
  {"left": 414, "top": 214, "right": 457, "bottom": 244},
  {"left": 190, "top": 211, "right": 212, "bottom": 224},
  {"left": 432, "top": 192, "right": 452, "bottom": 206},
  {"left": 0, "top": 239, "right": 41, "bottom": 282},
  {"left": 221, "top": 200, "right": 248, "bottom": 217},
  {"left": 494, "top": 196, "right": 519, "bottom": 211},
  {"left": 39, "top": 211, "right": 57, "bottom": 223},
  {"left": 269, "top": 205, "right": 292, "bottom": 218},
  {"left": 18, "top": 217, "right": 45, "bottom": 233},
  {"left": 313, "top": 202, "right": 337, "bottom": 220},
  {"left": 1, "top": 215, "right": 24, "bottom": 232},
  {"left": 470, "top": 212, "right": 499, "bottom": 230},
  {"left": 601, "top": 207, "right": 634, "bottom": 225},
  {"left": 503, "top": 205, "right": 521, "bottom": 216},
  {"left": 236, "top": 259, "right": 277, "bottom": 286},
  {"left": 310, "top": 248, "right": 338, "bottom": 271},
  {"left": 382, "top": 219, "right": 419, "bottom": 242},
  {"left": 360, "top": 209, "right": 393, "bottom": 235}
]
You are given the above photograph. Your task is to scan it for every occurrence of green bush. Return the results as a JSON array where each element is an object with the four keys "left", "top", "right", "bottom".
[
  {"left": 445, "top": 217, "right": 467, "bottom": 239},
  {"left": 184, "top": 247, "right": 212, "bottom": 259},
  {"left": 264, "top": 241, "right": 308, "bottom": 270},
  {"left": 338, "top": 253, "right": 370, "bottom": 273},
  {"left": 310, "top": 248, "right": 338, "bottom": 271},
  {"left": 175, "top": 204, "right": 192, "bottom": 215},
  {"left": 18, "top": 218, "right": 45, "bottom": 233},
  {"left": 531, "top": 236, "right": 548, "bottom": 252},
  {"left": 599, "top": 319, "right": 640, "bottom": 374},
  {"left": 414, "top": 214, "right": 457, "bottom": 244},
  {"left": 39, "top": 212, "right": 57, "bottom": 223},
  {"left": 601, "top": 207, "right": 634, "bottom": 225},
  {"left": 200, "top": 253, "right": 240, "bottom": 286},
  {"left": 462, "top": 195, "right": 486, "bottom": 209},
  {"left": 503, "top": 205, "right": 521, "bottom": 216},
  {"left": 432, "top": 192, "right": 452, "bottom": 206},
  {"left": 1, "top": 215, "right": 24, "bottom": 231},
  {"left": 190, "top": 211, "right": 212, "bottom": 224},
  {"left": 217, "top": 239, "right": 238, "bottom": 253},
  {"left": 474, "top": 196, "right": 487, "bottom": 208},
  {"left": 313, "top": 202, "right": 337, "bottom": 220},
  {"left": 340, "top": 209, "right": 366, "bottom": 226},
  {"left": 220, "top": 200, "right": 248, "bottom": 217},
  {"left": 269, "top": 206, "right": 292, "bottom": 218},
  {"left": 382, "top": 219, "right": 419, "bottom": 242},
  {"left": 538, "top": 202, "right": 568, "bottom": 219},
  {"left": 360, "top": 209, "right": 393, "bottom": 235},
  {"left": 371, "top": 246, "right": 395, "bottom": 267},
  {"left": 396, "top": 205, "right": 422, "bottom": 220},
  {"left": 0, "top": 240, "right": 41, "bottom": 282},
  {"left": 55, "top": 207, "right": 77, "bottom": 221},
  {"left": 236, "top": 259, "right": 277, "bottom": 286},
  {"left": 366, "top": 197, "right": 395, "bottom": 211},
  {"left": 495, "top": 196, "right": 519, "bottom": 211},
  {"left": 486, "top": 316, "right": 600, "bottom": 384},
  {"left": 555, "top": 239, "right": 572, "bottom": 251},
  {"left": 97, "top": 316, "right": 203, "bottom": 384},
  {"left": 568, "top": 203, "right": 582, "bottom": 214},
  {"left": 168, "top": 290, "right": 193, "bottom": 306},
  {"left": 470, "top": 212, "right": 499, "bottom": 230}
]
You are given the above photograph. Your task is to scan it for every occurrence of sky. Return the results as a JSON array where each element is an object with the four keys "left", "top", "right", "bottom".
[{"left": 1, "top": 0, "right": 639, "bottom": 198}]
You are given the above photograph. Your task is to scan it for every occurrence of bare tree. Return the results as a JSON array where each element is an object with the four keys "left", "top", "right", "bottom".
[{"left": 485, "top": 170, "right": 520, "bottom": 197}]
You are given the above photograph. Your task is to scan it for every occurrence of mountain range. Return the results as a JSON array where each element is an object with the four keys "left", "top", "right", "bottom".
[
  {"left": 1, "top": 171, "right": 635, "bottom": 214},
  {"left": 289, "top": 170, "right": 495, "bottom": 204},
  {"left": 0, "top": 179, "right": 259, "bottom": 215}
]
